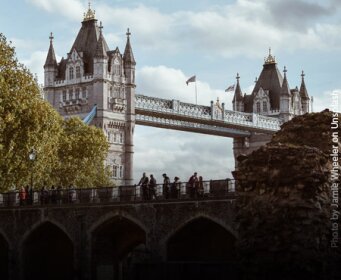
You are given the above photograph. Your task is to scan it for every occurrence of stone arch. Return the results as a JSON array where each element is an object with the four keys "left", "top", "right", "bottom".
[
  {"left": 20, "top": 218, "right": 73, "bottom": 248},
  {"left": 166, "top": 215, "right": 237, "bottom": 262},
  {"left": 89, "top": 211, "right": 148, "bottom": 235},
  {"left": 163, "top": 214, "right": 237, "bottom": 244},
  {"left": 90, "top": 213, "right": 147, "bottom": 280},
  {"left": 21, "top": 221, "right": 74, "bottom": 280},
  {"left": 0, "top": 231, "right": 10, "bottom": 280}
]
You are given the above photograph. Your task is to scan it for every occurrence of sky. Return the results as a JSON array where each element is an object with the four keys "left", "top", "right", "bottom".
[{"left": 1, "top": 0, "right": 340, "bottom": 184}]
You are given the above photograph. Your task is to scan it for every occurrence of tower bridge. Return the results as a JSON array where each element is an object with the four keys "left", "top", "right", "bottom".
[{"left": 43, "top": 5, "right": 310, "bottom": 186}]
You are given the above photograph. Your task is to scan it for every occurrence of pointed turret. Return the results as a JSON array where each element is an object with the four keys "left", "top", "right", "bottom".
[
  {"left": 299, "top": 71, "right": 309, "bottom": 100},
  {"left": 123, "top": 28, "right": 136, "bottom": 66},
  {"left": 44, "top": 33, "right": 57, "bottom": 88},
  {"left": 280, "top": 66, "right": 291, "bottom": 121},
  {"left": 44, "top": 33, "right": 57, "bottom": 68},
  {"left": 280, "top": 66, "right": 291, "bottom": 97},
  {"left": 233, "top": 73, "right": 244, "bottom": 112},
  {"left": 300, "top": 71, "right": 310, "bottom": 114},
  {"left": 94, "top": 22, "right": 108, "bottom": 59}
]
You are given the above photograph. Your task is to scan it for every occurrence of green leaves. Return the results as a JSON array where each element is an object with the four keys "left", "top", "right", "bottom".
[{"left": 0, "top": 33, "right": 111, "bottom": 191}]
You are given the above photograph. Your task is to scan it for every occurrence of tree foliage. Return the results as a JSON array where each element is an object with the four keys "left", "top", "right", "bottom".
[{"left": 0, "top": 33, "right": 111, "bottom": 191}]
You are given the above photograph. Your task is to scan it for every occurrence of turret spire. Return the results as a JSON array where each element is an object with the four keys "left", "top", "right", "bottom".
[
  {"left": 44, "top": 32, "right": 57, "bottom": 68},
  {"left": 299, "top": 70, "right": 309, "bottom": 100},
  {"left": 123, "top": 28, "right": 136, "bottom": 65},
  {"left": 280, "top": 66, "right": 290, "bottom": 96},
  {"left": 94, "top": 22, "right": 108, "bottom": 59},
  {"left": 233, "top": 73, "right": 243, "bottom": 102}
]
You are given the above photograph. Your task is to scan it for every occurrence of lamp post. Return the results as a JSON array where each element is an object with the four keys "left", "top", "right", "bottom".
[{"left": 28, "top": 148, "right": 36, "bottom": 189}]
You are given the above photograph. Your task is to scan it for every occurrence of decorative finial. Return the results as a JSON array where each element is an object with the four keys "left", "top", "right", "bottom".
[
  {"left": 255, "top": 77, "right": 258, "bottom": 84},
  {"left": 83, "top": 1, "right": 96, "bottom": 21},
  {"left": 49, "top": 32, "right": 54, "bottom": 43},
  {"left": 301, "top": 70, "right": 305, "bottom": 79},
  {"left": 264, "top": 47, "right": 276, "bottom": 64},
  {"left": 99, "top": 21, "right": 103, "bottom": 33},
  {"left": 283, "top": 66, "right": 287, "bottom": 74},
  {"left": 126, "top": 28, "right": 131, "bottom": 38},
  {"left": 236, "top": 73, "right": 240, "bottom": 81}
]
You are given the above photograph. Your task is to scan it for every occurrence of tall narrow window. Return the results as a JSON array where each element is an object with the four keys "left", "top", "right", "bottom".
[
  {"left": 113, "top": 59, "right": 120, "bottom": 76},
  {"left": 69, "top": 67, "right": 74, "bottom": 80},
  {"left": 262, "top": 101, "right": 267, "bottom": 112},
  {"left": 75, "top": 88, "right": 80, "bottom": 100},
  {"left": 62, "top": 90, "right": 67, "bottom": 101},
  {"left": 119, "top": 166, "right": 123, "bottom": 178},
  {"left": 119, "top": 133, "right": 123, "bottom": 144},
  {"left": 76, "top": 66, "right": 81, "bottom": 78},
  {"left": 69, "top": 89, "right": 73, "bottom": 100},
  {"left": 113, "top": 165, "right": 118, "bottom": 178},
  {"left": 256, "top": 102, "right": 261, "bottom": 113},
  {"left": 82, "top": 87, "right": 87, "bottom": 99}
]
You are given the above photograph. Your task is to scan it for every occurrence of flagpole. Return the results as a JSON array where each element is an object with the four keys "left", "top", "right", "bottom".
[{"left": 195, "top": 80, "right": 198, "bottom": 104}]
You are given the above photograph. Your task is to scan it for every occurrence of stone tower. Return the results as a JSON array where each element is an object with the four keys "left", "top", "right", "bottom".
[
  {"left": 43, "top": 5, "right": 135, "bottom": 186},
  {"left": 232, "top": 49, "right": 310, "bottom": 166}
]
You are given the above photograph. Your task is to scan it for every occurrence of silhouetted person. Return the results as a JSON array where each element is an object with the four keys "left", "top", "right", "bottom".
[
  {"left": 187, "top": 172, "right": 198, "bottom": 198},
  {"left": 138, "top": 172, "right": 149, "bottom": 200},
  {"left": 162, "top": 173, "right": 170, "bottom": 199},
  {"left": 171, "top": 177, "right": 181, "bottom": 199},
  {"left": 149, "top": 174, "right": 157, "bottom": 200}
]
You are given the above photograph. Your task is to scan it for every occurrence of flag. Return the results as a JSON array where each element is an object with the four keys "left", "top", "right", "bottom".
[
  {"left": 83, "top": 105, "right": 97, "bottom": 125},
  {"left": 186, "top": 75, "right": 196, "bottom": 85},
  {"left": 225, "top": 84, "right": 235, "bottom": 92}
]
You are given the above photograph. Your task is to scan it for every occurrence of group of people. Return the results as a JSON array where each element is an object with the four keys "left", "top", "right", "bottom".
[
  {"left": 137, "top": 172, "right": 204, "bottom": 200},
  {"left": 18, "top": 185, "right": 77, "bottom": 206}
]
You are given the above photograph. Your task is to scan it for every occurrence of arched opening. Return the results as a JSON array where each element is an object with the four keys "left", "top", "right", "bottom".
[
  {"left": 22, "top": 222, "right": 74, "bottom": 280},
  {"left": 91, "top": 216, "right": 146, "bottom": 280},
  {"left": 167, "top": 217, "right": 237, "bottom": 279},
  {"left": 0, "top": 234, "right": 9, "bottom": 280}
]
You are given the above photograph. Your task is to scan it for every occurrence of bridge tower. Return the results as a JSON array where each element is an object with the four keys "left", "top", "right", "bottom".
[
  {"left": 232, "top": 49, "right": 310, "bottom": 166},
  {"left": 43, "top": 4, "right": 135, "bottom": 185}
]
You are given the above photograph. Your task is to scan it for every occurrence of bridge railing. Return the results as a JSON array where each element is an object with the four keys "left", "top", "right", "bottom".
[{"left": 0, "top": 179, "right": 236, "bottom": 208}]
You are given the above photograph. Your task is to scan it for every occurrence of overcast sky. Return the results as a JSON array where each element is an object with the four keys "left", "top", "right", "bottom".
[{"left": 1, "top": 0, "right": 340, "bottom": 184}]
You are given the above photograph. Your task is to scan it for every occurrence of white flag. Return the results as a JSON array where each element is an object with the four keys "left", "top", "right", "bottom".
[
  {"left": 186, "top": 75, "right": 196, "bottom": 85},
  {"left": 225, "top": 84, "right": 235, "bottom": 92}
]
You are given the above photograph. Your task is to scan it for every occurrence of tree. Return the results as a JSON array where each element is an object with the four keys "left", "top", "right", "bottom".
[
  {"left": 55, "top": 117, "right": 111, "bottom": 187},
  {"left": 0, "top": 33, "right": 62, "bottom": 191},
  {"left": 0, "top": 33, "right": 112, "bottom": 191}
]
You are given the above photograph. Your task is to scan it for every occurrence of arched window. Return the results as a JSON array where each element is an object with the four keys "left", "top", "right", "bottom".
[
  {"left": 113, "top": 165, "right": 118, "bottom": 178},
  {"left": 68, "top": 89, "right": 73, "bottom": 100},
  {"left": 256, "top": 102, "right": 261, "bottom": 113},
  {"left": 82, "top": 87, "right": 87, "bottom": 99},
  {"left": 113, "top": 59, "right": 120, "bottom": 76},
  {"left": 262, "top": 101, "right": 268, "bottom": 112},
  {"left": 69, "top": 67, "right": 74, "bottom": 80},
  {"left": 76, "top": 66, "right": 81, "bottom": 78}
]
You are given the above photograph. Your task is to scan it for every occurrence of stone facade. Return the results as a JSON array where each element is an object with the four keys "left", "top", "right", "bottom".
[
  {"left": 0, "top": 198, "right": 237, "bottom": 280},
  {"left": 232, "top": 50, "right": 311, "bottom": 164},
  {"left": 44, "top": 6, "right": 135, "bottom": 186}
]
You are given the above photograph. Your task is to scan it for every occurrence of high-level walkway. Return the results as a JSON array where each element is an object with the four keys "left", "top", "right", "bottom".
[{"left": 135, "top": 95, "right": 282, "bottom": 137}]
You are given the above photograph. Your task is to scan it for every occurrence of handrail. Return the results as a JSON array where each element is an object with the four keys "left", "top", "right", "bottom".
[{"left": 0, "top": 179, "right": 236, "bottom": 208}]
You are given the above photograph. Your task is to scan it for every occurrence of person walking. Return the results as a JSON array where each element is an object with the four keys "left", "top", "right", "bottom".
[
  {"left": 149, "top": 174, "right": 157, "bottom": 200},
  {"left": 171, "top": 177, "right": 181, "bottom": 199},
  {"left": 138, "top": 172, "right": 149, "bottom": 200},
  {"left": 187, "top": 172, "right": 198, "bottom": 198},
  {"left": 162, "top": 173, "right": 170, "bottom": 199}
]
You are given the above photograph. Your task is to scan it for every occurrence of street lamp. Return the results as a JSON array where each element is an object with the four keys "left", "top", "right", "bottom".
[{"left": 29, "top": 148, "right": 36, "bottom": 189}]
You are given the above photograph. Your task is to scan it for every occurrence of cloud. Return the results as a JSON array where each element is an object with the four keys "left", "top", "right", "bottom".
[
  {"left": 137, "top": 65, "right": 234, "bottom": 108},
  {"left": 27, "top": 0, "right": 341, "bottom": 57},
  {"left": 134, "top": 65, "right": 235, "bottom": 183},
  {"left": 28, "top": 0, "right": 84, "bottom": 21},
  {"left": 313, "top": 89, "right": 341, "bottom": 113},
  {"left": 22, "top": 51, "right": 47, "bottom": 83}
]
